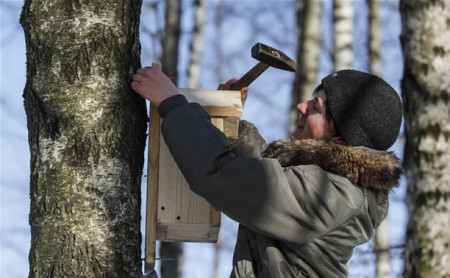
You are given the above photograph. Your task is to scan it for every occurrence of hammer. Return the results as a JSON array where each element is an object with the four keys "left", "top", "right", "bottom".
[{"left": 230, "top": 42, "right": 296, "bottom": 90}]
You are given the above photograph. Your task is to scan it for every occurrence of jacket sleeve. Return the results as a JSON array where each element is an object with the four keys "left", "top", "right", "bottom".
[{"left": 158, "top": 95, "right": 365, "bottom": 244}]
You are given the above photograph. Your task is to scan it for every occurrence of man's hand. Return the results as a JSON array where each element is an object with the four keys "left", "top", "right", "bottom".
[
  {"left": 131, "top": 66, "right": 178, "bottom": 107},
  {"left": 217, "top": 78, "right": 249, "bottom": 107}
]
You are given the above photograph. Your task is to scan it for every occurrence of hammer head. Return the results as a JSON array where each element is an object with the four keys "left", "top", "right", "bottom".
[{"left": 252, "top": 43, "right": 296, "bottom": 72}]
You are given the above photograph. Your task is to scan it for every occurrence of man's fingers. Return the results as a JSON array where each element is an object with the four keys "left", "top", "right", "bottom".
[
  {"left": 224, "top": 78, "right": 238, "bottom": 90},
  {"left": 131, "top": 81, "right": 143, "bottom": 94},
  {"left": 136, "top": 68, "right": 144, "bottom": 75},
  {"left": 132, "top": 74, "right": 142, "bottom": 82}
]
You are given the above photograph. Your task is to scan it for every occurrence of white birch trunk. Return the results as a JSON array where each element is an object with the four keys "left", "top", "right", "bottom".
[
  {"left": 368, "top": 0, "right": 383, "bottom": 76},
  {"left": 21, "top": 0, "right": 147, "bottom": 276},
  {"left": 333, "top": 0, "right": 353, "bottom": 70},
  {"left": 401, "top": 0, "right": 450, "bottom": 277},
  {"left": 290, "top": 0, "right": 322, "bottom": 134},
  {"left": 187, "top": 0, "right": 207, "bottom": 89},
  {"left": 368, "top": 1, "right": 391, "bottom": 277}
]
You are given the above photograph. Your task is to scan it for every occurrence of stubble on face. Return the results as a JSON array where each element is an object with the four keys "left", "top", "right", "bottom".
[{"left": 291, "top": 89, "right": 336, "bottom": 141}]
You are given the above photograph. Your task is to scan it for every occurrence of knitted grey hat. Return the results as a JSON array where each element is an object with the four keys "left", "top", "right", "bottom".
[{"left": 321, "top": 70, "right": 402, "bottom": 150}]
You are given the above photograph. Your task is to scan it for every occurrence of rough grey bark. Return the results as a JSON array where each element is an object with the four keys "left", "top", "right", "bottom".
[
  {"left": 333, "top": 0, "right": 353, "bottom": 70},
  {"left": 290, "top": 0, "right": 322, "bottom": 134},
  {"left": 159, "top": 2, "right": 184, "bottom": 278},
  {"left": 368, "top": 1, "right": 391, "bottom": 277},
  {"left": 20, "top": 0, "right": 147, "bottom": 277},
  {"left": 400, "top": 0, "right": 450, "bottom": 277}
]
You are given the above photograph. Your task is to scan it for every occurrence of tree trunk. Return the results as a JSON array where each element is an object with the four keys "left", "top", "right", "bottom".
[
  {"left": 368, "top": 0, "right": 383, "bottom": 76},
  {"left": 368, "top": 1, "right": 391, "bottom": 277},
  {"left": 333, "top": 0, "right": 353, "bottom": 70},
  {"left": 161, "top": 0, "right": 181, "bottom": 86},
  {"left": 290, "top": 0, "right": 322, "bottom": 134},
  {"left": 400, "top": 0, "right": 450, "bottom": 277},
  {"left": 160, "top": 1, "right": 184, "bottom": 278},
  {"left": 20, "top": 0, "right": 147, "bottom": 277},
  {"left": 187, "top": 0, "right": 207, "bottom": 89},
  {"left": 213, "top": 4, "right": 228, "bottom": 278}
]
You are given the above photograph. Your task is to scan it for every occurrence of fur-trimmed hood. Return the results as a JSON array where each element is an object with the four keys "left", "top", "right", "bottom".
[{"left": 263, "top": 139, "right": 402, "bottom": 192}]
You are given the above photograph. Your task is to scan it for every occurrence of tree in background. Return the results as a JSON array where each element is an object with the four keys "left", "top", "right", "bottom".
[
  {"left": 401, "top": 0, "right": 450, "bottom": 277},
  {"left": 20, "top": 0, "right": 147, "bottom": 276},
  {"left": 289, "top": 0, "right": 322, "bottom": 134},
  {"left": 158, "top": 2, "right": 184, "bottom": 278},
  {"left": 368, "top": 0, "right": 382, "bottom": 75},
  {"left": 368, "top": 1, "right": 391, "bottom": 277},
  {"left": 333, "top": 0, "right": 353, "bottom": 70},
  {"left": 187, "top": 0, "right": 207, "bottom": 89},
  {"left": 161, "top": 0, "right": 181, "bottom": 87}
]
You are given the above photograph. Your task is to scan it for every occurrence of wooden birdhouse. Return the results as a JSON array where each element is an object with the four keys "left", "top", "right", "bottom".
[{"left": 144, "top": 69, "right": 242, "bottom": 273}]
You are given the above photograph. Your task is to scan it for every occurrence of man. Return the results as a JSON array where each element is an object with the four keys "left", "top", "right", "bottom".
[{"left": 132, "top": 68, "right": 402, "bottom": 277}]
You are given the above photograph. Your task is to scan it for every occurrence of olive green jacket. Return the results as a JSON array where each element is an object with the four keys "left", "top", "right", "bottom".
[{"left": 158, "top": 95, "right": 402, "bottom": 278}]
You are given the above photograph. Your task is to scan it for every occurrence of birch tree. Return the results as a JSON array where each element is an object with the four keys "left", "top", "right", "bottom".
[
  {"left": 20, "top": 0, "right": 147, "bottom": 277},
  {"left": 367, "top": 1, "right": 391, "bottom": 277},
  {"left": 187, "top": 0, "right": 207, "bottom": 89},
  {"left": 290, "top": 0, "right": 322, "bottom": 134},
  {"left": 400, "top": 0, "right": 450, "bottom": 277},
  {"left": 333, "top": 0, "right": 353, "bottom": 70},
  {"left": 368, "top": 0, "right": 382, "bottom": 75},
  {"left": 160, "top": 1, "right": 183, "bottom": 277},
  {"left": 161, "top": 0, "right": 181, "bottom": 86}
]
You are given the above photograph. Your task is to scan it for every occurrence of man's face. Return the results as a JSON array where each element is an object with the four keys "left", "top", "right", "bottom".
[{"left": 291, "top": 88, "right": 337, "bottom": 141}]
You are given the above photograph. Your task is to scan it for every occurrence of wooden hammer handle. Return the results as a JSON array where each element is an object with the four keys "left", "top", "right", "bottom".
[{"left": 230, "top": 62, "right": 269, "bottom": 90}]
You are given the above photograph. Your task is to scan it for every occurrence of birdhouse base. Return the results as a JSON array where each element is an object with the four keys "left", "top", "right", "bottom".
[{"left": 157, "top": 223, "right": 220, "bottom": 242}]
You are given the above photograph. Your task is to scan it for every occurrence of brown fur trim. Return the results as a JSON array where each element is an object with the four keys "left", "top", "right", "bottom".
[{"left": 262, "top": 139, "right": 402, "bottom": 192}]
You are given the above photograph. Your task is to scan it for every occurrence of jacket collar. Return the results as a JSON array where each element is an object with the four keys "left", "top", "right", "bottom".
[{"left": 262, "top": 139, "right": 402, "bottom": 192}]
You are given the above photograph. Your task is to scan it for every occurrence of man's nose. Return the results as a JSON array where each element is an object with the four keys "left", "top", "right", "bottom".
[{"left": 297, "top": 101, "right": 308, "bottom": 116}]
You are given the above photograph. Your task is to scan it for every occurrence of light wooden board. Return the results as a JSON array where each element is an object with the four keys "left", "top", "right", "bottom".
[
  {"left": 179, "top": 88, "right": 242, "bottom": 112},
  {"left": 145, "top": 84, "right": 242, "bottom": 273}
]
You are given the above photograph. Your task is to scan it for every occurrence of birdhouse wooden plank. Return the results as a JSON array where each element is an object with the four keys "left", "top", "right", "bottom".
[{"left": 144, "top": 85, "right": 242, "bottom": 272}]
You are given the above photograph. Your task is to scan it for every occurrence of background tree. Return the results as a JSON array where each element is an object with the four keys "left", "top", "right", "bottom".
[
  {"left": 159, "top": 2, "right": 184, "bottom": 278},
  {"left": 289, "top": 0, "right": 322, "bottom": 134},
  {"left": 187, "top": 0, "right": 207, "bottom": 89},
  {"left": 368, "top": 1, "right": 391, "bottom": 277},
  {"left": 161, "top": 0, "right": 181, "bottom": 86},
  {"left": 368, "top": 0, "right": 382, "bottom": 75},
  {"left": 333, "top": 0, "right": 353, "bottom": 70},
  {"left": 20, "top": 0, "right": 147, "bottom": 276},
  {"left": 401, "top": 0, "right": 450, "bottom": 277}
]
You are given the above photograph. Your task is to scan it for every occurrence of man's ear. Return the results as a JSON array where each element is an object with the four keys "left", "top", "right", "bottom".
[{"left": 331, "top": 136, "right": 347, "bottom": 146}]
